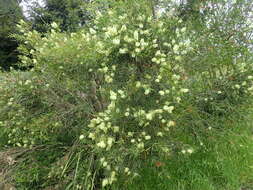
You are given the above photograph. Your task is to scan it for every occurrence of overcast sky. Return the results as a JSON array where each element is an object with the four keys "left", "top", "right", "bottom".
[{"left": 20, "top": 0, "right": 44, "bottom": 17}]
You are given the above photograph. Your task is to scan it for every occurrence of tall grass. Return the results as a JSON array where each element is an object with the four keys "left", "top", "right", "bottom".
[{"left": 113, "top": 114, "right": 253, "bottom": 190}]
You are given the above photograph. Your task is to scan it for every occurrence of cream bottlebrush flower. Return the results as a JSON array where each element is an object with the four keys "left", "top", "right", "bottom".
[
  {"left": 180, "top": 88, "right": 189, "bottom": 93},
  {"left": 144, "top": 89, "right": 150, "bottom": 95},
  {"left": 135, "top": 48, "right": 141, "bottom": 53},
  {"left": 121, "top": 25, "right": 127, "bottom": 31},
  {"left": 167, "top": 120, "right": 176, "bottom": 127},
  {"left": 112, "top": 65, "right": 116, "bottom": 71},
  {"left": 121, "top": 94, "right": 126, "bottom": 99},
  {"left": 112, "top": 38, "right": 120, "bottom": 45},
  {"left": 118, "top": 89, "right": 124, "bottom": 95},
  {"left": 96, "top": 41, "right": 104, "bottom": 49},
  {"left": 128, "top": 132, "right": 133, "bottom": 137},
  {"left": 88, "top": 133, "right": 95, "bottom": 140},
  {"left": 160, "top": 58, "right": 166, "bottom": 63},
  {"left": 89, "top": 28, "right": 96, "bottom": 34},
  {"left": 146, "top": 113, "right": 153, "bottom": 120},
  {"left": 151, "top": 57, "right": 157, "bottom": 63},
  {"left": 167, "top": 106, "right": 174, "bottom": 113},
  {"left": 235, "top": 84, "right": 240, "bottom": 89},
  {"left": 119, "top": 48, "right": 128, "bottom": 54},
  {"left": 51, "top": 22, "right": 58, "bottom": 28},
  {"left": 136, "top": 81, "right": 141, "bottom": 88},
  {"left": 163, "top": 105, "right": 174, "bottom": 113},
  {"left": 173, "top": 44, "right": 179, "bottom": 53},
  {"left": 24, "top": 80, "right": 31, "bottom": 85},
  {"left": 16, "top": 143, "right": 22, "bottom": 147},
  {"left": 140, "top": 38, "right": 145, "bottom": 46},
  {"left": 95, "top": 10, "right": 102, "bottom": 18},
  {"left": 108, "top": 102, "right": 116, "bottom": 110},
  {"left": 137, "top": 15, "right": 144, "bottom": 21},
  {"left": 101, "top": 66, "right": 108, "bottom": 73},
  {"left": 248, "top": 86, "right": 253, "bottom": 91},
  {"left": 110, "top": 91, "right": 117, "bottom": 100},
  {"left": 187, "top": 148, "right": 194, "bottom": 154},
  {"left": 111, "top": 171, "right": 116, "bottom": 179},
  {"left": 102, "top": 161, "right": 108, "bottom": 167},
  {"left": 157, "top": 132, "right": 163, "bottom": 137},
  {"left": 100, "top": 157, "right": 105, "bottom": 163},
  {"left": 135, "top": 42, "right": 141, "bottom": 47},
  {"left": 176, "top": 97, "right": 181, "bottom": 103},
  {"left": 108, "top": 10, "right": 113, "bottom": 15},
  {"left": 97, "top": 141, "right": 106, "bottom": 148},
  {"left": 141, "top": 132, "right": 146, "bottom": 136},
  {"left": 124, "top": 35, "right": 132, "bottom": 42},
  {"left": 137, "top": 142, "right": 144, "bottom": 149},
  {"left": 106, "top": 26, "right": 118, "bottom": 36},
  {"left": 159, "top": 91, "right": 165, "bottom": 96},
  {"left": 163, "top": 42, "right": 170, "bottom": 47},
  {"left": 155, "top": 50, "right": 161, "bottom": 56},
  {"left": 124, "top": 167, "right": 130, "bottom": 173},
  {"left": 107, "top": 137, "right": 114, "bottom": 147},
  {"left": 102, "top": 178, "right": 109, "bottom": 187},
  {"left": 98, "top": 122, "right": 107, "bottom": 132},
  {"left": 105, "top": 75, "right": 113, "bottom": 83},
  {"left": 134, "top": 30, "right": 139, "bottom": 40},
  {"left": 172, "top": 74, "right": 180, "bottom": 80},
  {"left": 79, "top": 135, "right": 85, "bottom": 140},
  {"left": 113, "top": 126, "right": 119, "bottom": 133},
  {"left": 181, "top": 27, "right": 187, "bottom": 33}
]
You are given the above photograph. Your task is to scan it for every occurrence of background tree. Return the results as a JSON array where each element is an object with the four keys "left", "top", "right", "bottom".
[
  {"left": 0, "top": 0, "right": 24, "bottom": 70},
  {"left": 28, "top": 0, "right": 92, "bottom": 32}
]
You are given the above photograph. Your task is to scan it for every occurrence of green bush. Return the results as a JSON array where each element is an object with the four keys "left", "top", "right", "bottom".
[{"left": 0, "top": 0, "right": 253, "bottom": 189}]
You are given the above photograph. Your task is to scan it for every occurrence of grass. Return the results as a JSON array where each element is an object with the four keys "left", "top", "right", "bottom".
[{"left": 112, "top": 118, "right": 253, "bottom": 190}]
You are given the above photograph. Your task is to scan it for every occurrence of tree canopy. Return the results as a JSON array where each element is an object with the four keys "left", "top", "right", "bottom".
[
  {"left": 29, "top": 0, "right": 91, "bottom": 32},
  {"left": 0, "top": 0, "right": 24, "bottom": 70}
]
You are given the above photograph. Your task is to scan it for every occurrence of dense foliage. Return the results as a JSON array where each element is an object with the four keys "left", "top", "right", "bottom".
[
  {"left": 0, "top": 0, "right": 24, "bottom": 70},
  {"left": 28, "top": 0, "right": 92, "bottom": 32},
  {"left": 0, "top": 0, "right": 253, "bottom": 189}
]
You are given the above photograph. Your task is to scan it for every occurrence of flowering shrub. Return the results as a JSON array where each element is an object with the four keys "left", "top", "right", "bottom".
[
  {"left": 79, "top": 14, "right": 198, "bottom": 187},
  {"left": 1, "top": 0, "right": 253, "bottom": 189}
]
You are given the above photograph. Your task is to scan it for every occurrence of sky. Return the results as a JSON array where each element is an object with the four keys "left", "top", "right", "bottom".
[{"left": 20, "top": 0, "right": 44, "bottom": 17}]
